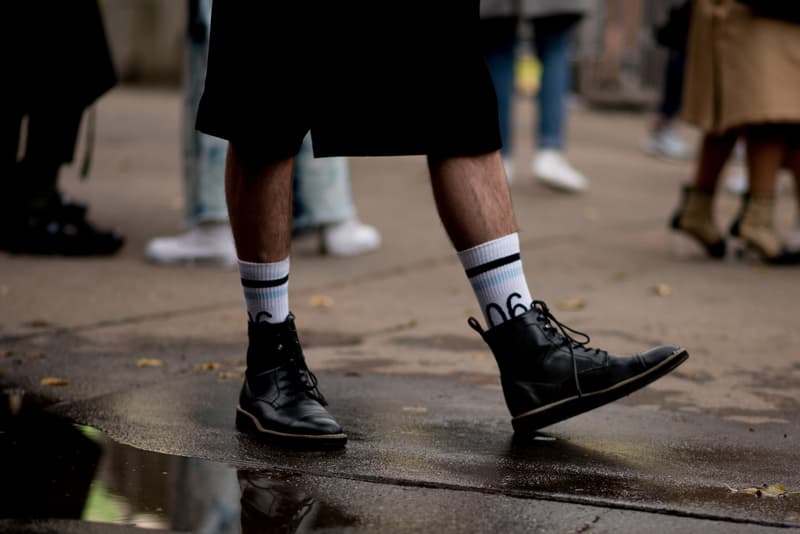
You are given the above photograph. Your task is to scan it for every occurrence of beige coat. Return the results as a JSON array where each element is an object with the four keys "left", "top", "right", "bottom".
[{"left": 682, "top": 0, "right": 800, "bottom": 133}]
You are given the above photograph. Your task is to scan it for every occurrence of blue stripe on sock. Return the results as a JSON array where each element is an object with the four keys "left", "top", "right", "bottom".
[
  {"left": 243, "top": 287, "right": 288, "bottom": 299},
  {"left": 470, "top": 265, "right": 523, "bottom": 291}
]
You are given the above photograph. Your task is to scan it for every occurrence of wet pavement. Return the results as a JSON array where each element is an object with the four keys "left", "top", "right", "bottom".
[
  {"left": 3, "top": 371, "right": 799, "bottom": 532},
  {"left": 3, "top": 88, "right": 800, "bottom": 532},
  {"left": 2, "top": 382, "right": 798, "bottom": 533}
]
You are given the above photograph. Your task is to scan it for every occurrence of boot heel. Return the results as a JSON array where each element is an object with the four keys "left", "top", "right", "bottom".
[
  {"left": 728, "top": 237, "right": 762, "bottom": 264},
  {"left": 236, "top": 408, "right": 258, "bottom": 433},
  {"left": 668, "top": 230, "right": 709, "bottom": 260},
  {"left": 669, "top": 229, "right": 726, "bottom": 260}
]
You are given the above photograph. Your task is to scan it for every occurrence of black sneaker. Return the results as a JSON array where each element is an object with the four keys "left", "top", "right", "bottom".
[
  {"left": 470, "top": 300, "right": 689, "bottom": 436},
  {"left": 236, "top": 314, "right": 347, "bottom": 448}
]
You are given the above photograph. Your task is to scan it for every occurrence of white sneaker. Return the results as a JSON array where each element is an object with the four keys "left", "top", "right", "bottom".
[
  {"left": 532, "top": 149, "right": 588, "bottom": 193},
  {"left": 322, "top": 218, "right": 381, "bottom": 257},
  {"left": 642, "top": 127, "right": 691, "bottom": 160},
  {"left": 724, "top": 169, "right": 748, "bottom": 195},
  {"left": 145, "top": 223, "right": 237, "bottom": 266}
]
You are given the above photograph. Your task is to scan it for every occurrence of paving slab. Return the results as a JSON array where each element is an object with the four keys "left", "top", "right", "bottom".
[
  {"left": 44, "top": 372, "right": 800, "bottom": 529},
  {"left": 3, "top": 87, "right": 800, "bottom": 532}
]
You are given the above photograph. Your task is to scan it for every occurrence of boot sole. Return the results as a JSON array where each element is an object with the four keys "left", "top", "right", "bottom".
[
  {"left": 236, "top": 406, "right": 348, "bottom": 449},
  {"left": 511, "top": 348, "right": 689, "bottom": 436}
]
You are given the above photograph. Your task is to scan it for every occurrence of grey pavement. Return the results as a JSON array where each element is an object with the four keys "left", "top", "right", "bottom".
[{"left": 1, "top": 88, "right": 799, "bottom": 532}]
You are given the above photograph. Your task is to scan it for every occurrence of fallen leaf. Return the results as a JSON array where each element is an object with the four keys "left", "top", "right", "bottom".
[
  {"left": 557, "top": 297, "right": 587, "bottom": 311},
  {"left": 40, "top": 377, "right": 69, "bottom": 386},
  {"left": 381, "top": 319, "right": 418, "bottom": 334},
  {"left": 726, "top": 483, "right": 797, "bottom": 498},
  {"left": 653, "top": 283, "right": 672, "bottom": 297},
  {"left": 218, "top": 371, "right": 243, "bottom": 380},
  {"left": 582, "top": 208, "right": 599, "bottom": 222},
  {"left": 402, "top": 405, "right": 428, "bottom": 413},
  {"left": 2, "top": 350, "right": 14, "bottom": 358},
  {"left": 194, "top": 362, "right": 221, "bottom": 372},
  {"left": 611, "top": 272, "right": 630, "bottom": 282},
  {"left": 136, "top": 358, "right": 164, "bottom": 368},
  {"left": 309, "top": 295, "right": 335, "bottom": 308},
  {"left": 25, "top": 320, "right": 52, "bottom": 328}
]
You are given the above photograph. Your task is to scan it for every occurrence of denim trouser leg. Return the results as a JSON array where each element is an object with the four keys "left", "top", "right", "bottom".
[
  {"left": 658, "top": 48, "right": 686, "bottom": 120},
  {"left": 480, "top": 18, "right": 517, "bottom": 158},
  {"left": 533, "top": 22, "right": 573, "bottom": 150},
  {"left": 184, "top": 0, "right": 228, "bottom": 226},
  {"left": 293, "top": 134, "right": 355, "bottom": 229}
]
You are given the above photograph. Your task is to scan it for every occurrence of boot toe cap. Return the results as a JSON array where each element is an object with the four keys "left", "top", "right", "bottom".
[{"left": 638, "top": 344, "right": 684, "bottom": 368}]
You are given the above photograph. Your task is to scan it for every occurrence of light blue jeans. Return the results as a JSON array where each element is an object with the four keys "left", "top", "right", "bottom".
[
  {"left": 183, "top": 0, "right": 228, "bottom": 225},
  {"left": 483, "top": 18, "right": 575, "bottom": 156},
  {"left": 185, "top": 0, "right": 354, "bottom": 227},
  {"left": 292, "top": 134, "right": 355, "bottom": 229}
]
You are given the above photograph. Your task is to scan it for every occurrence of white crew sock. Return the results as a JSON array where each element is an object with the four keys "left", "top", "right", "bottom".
[
  {"left": 457, "top": 233, "right": 533, "bottom": 328},
  {"left": 238, "top": 257, "right": 290, "bottom": 324}
]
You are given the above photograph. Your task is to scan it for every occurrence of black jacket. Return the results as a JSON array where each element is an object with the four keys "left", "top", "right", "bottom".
[{"left": 9, "top": 0, "right": 117, "bottom": 114}]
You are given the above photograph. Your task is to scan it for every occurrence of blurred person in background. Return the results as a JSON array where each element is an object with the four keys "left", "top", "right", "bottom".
[
  {"left": 480, "top": 0, "right": 590, "bottom": 192},
  {"left": 670, "top": 0, "right": 800, "bottom": 264},
  {"left": 290, "top": 134, "right": 381, "bottom": 256},
  {"left": 2, "top": 0, "right": 123, "bottom": 256},
  {"left": 642, "top": 0, "right": 692, "bottom": 160},
  {"left": 145, "top": 0, "right": 380, "bottom": 265}
]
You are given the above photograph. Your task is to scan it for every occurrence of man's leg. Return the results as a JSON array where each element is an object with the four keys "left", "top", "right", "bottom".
[
  {"left": 225, "top": 146, "right": 293, "bottom": 263},
  {"left": 428, "top": 151, "right": 514, "bottom": 251},
  {"left": 429, "top": 150, "right": 689, "bottom": 436},
  {"left": 225, "top": 145, "right": 346, "bottom": 446}
]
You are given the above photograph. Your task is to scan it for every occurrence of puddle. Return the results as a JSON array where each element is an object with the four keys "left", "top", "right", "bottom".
[{"left": 0, "top": 391, "right": 356, "bottom": 533}]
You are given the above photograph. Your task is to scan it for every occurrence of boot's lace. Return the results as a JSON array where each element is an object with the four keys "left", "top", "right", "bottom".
[
  {"left": 532, "top": 300, "right": 606, "bottom": 397},
  {"left": 289, "top": 355, "right": 327, "bottom": 405},
  {"left": 256, "top": 317, "right": 328, "bottom": 405}
]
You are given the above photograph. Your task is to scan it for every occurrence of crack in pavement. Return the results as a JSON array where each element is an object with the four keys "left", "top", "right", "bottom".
[{"left": 229, "top": 461, "right": 800, "bottom": 530}]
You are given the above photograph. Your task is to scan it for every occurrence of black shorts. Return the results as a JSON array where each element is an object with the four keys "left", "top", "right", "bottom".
[{"left": 196, "top": 2, "right": 501, "bottom": 159}]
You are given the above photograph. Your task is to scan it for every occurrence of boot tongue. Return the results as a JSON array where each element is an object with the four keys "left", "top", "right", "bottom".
[{"left": 246, "top": 316, "right": 302, "bottom": 372}]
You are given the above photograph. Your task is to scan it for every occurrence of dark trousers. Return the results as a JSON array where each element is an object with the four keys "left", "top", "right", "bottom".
[
  {"left": 2, "top": 107, "right": 84, "bottom": 207},
  {"left": 658, "top": 48, "right": 687, "bottom": 120}
]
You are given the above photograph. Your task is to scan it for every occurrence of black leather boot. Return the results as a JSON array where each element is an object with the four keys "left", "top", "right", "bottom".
[
  {"left": 470, "top": 301, "right": 689, "bottom": 436},
  {"left": 0, "top": 192, "right": 124, "bottom": 256},
  {"left": 236, "top": 314, "right": 346, "bottom": 447}
]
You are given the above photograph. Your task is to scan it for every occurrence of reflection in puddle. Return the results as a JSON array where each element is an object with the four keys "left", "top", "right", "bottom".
[
  {"left": 0, "top": 393, "right": 352, "bottom": 533},
  {"left": 240, "top": 471, "right": 357, "bottom": 532}
]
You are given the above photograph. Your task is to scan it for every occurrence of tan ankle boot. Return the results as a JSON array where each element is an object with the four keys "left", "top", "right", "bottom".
[
  {"left": 670, "top": 185, "right": 726, "bottom": 258},
  {"left": 739, "top": 194, "right": 783, "bottom": 260}
]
